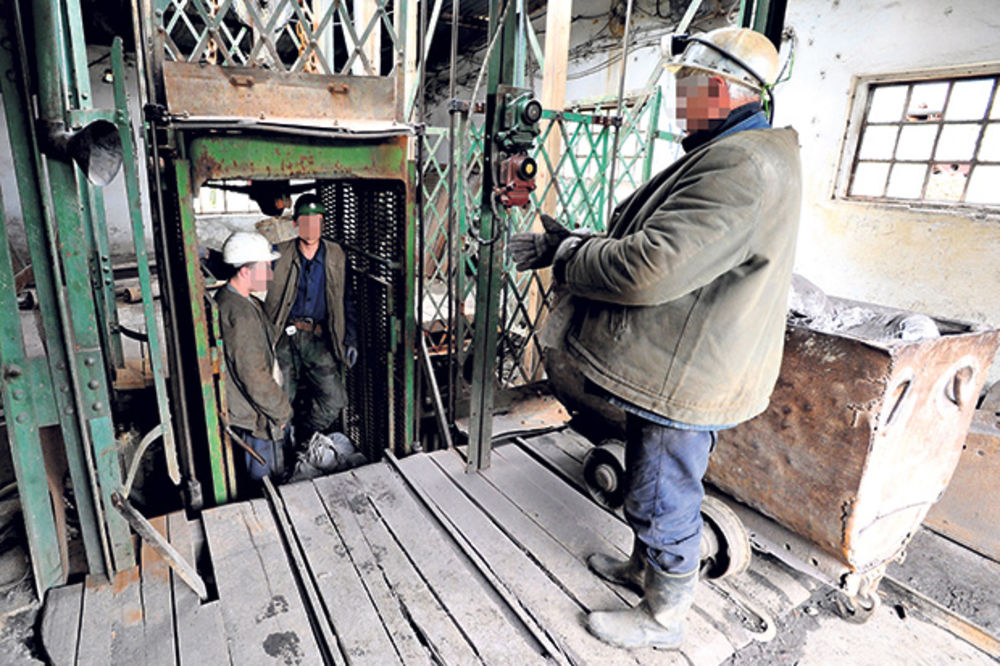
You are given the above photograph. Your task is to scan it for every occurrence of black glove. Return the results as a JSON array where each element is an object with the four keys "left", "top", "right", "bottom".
[{"left": 509, "top": 214, "right": 571, "bottom": 271}]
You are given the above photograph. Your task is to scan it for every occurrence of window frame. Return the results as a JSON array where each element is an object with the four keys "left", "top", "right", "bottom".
[{"left": 836, "top": 63, "right": 1000, "bottom": 212}]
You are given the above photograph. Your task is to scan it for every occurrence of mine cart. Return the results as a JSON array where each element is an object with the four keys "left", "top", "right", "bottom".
[{"left": 574, "top": 301, "right": 999, "bottom": 618}]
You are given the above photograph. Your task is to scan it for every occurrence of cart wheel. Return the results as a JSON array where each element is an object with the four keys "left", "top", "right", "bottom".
[
  {"left": 834, "top": 589, "right": 880, "bottom": 624},
  {"left": 582, "top": 439, "right": 626, "bottom": 510},
  {"left": 700, "top": 495, "right": 752, "bottom": 580}
]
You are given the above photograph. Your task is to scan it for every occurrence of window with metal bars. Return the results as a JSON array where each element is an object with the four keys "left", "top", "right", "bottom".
[{"left": 846, "top": 72, "right": 1000, "bottom": 206}]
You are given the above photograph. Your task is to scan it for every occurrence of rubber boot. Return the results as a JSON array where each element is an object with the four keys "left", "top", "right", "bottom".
[
  {"left": 587, "top": 536, "right": 646, "bottom": 595},
  {"left": 586, "top": 566, "right": 698, "bottom": 649}
]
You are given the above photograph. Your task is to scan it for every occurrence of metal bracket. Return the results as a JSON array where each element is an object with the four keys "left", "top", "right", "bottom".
[
  {"left": 143, "top": 103, "right": 169, "bottom": 124},
  {"left": 110, "top": 491, "right": 207, "bottom": 600}
]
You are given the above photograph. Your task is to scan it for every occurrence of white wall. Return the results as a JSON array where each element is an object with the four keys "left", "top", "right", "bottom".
[{"left": 778, "top": 0, "right": 1000, "bottom": 380}]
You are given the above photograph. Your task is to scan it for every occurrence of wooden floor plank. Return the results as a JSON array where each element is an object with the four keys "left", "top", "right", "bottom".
[
  {"left": 348, "top": 464, "right": 551, "bottom": 665},
  {"left": 40, "top": 583, "right": 83, "bottom": 666},
  {"left": 492, "top": 444, "right": 632, "bottom": 558},
  {"left": 487, "top": 444, "right": 735, "bottom": 665},
  {"left": 515, "top": 435, "right": 592, "bottom": 495},
  {"left": 398, "top": 453, "right": 648, "bottom": 666},
  {"left": 432, "top": 449, "right": 628, "bottom": 613},
  {"left": 537, "top": 429, "right": 596, "bottom": 463},
  {"left": 141, "top": 515, "right": 176, "bottom": 666},
  {"left": 109, "top": 567, "right": 147, "bottom": 664},
  {"left": 168, "top": 511, "right": 228, "bottom": 666},
  {"left": 76, "top": 575, "right": 113, "bottom": 666},
  {"left": 315, "top": 473, "right": 479, "bottom": 666},
  {"left": 280, "top": 480, "right": 409, "bottom": 665},
  {"left": 203, "top": 501, "right": 321, "bottom": 664}
]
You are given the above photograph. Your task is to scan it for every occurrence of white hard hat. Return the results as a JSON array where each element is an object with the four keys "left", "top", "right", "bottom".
[
  {"left": 222, "top": 231, "right": 280, "bottom": 266},
  {"left": 663, "top": 27, "right": 779, "bottom": 92}
]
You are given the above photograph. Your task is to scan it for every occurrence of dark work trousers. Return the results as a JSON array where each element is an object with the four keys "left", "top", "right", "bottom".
[
  {"left": 276, "top": 329, "right": 347, "bottom": 445},
  {"left": 623, "top": 413, "right": 717, "bottom": 575},
  {"left": 233, "top": 427, "right": 283, "bottom": 483}
]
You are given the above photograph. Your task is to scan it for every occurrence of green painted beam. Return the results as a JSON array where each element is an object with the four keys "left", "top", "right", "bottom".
[
  {"left": 467, "top": 0, "right": 518, "bottom": 471},
  {"left": 0, "top": 184, "right": 64, "bottom": 593},
  {"left": 34, "top": 0, "right": 133, "bottom": 574},
  {"left": 63, "top": 0, "right": 123, "bottom": 370},
  {"left": 187, "top": 135, "right": 409, "bottom": 186},
  {"left": 111, "top": 38, "right": 179, "bottom": 485},
  {"left": 174, "top": 162, "right": 228, "bottom": 505},
  {"left": 0, "top": 3, "right": 105, "bottom": 578}
]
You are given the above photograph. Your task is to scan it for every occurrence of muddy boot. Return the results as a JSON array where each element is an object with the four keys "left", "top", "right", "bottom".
[
  {"left": 586, "top": 566, "right": 698, "bottom": 649},
  {"left": 587, "top": 537, "right": 646, "bottom": 595}
]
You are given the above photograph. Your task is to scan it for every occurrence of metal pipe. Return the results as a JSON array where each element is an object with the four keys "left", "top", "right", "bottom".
[
  {"left": 420, "top": 337, "right": 454, "bottom": 450},
  {"left": 604, "top": 0, "right": 636, "bottom": 224},
  {"left": 446, "top": 0, "right": 460, "bottom": 427}
]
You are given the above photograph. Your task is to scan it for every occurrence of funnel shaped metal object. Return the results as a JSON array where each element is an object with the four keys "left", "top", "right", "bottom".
[{"left": 40, "top": 119, "right": 123, "bottom": 186}]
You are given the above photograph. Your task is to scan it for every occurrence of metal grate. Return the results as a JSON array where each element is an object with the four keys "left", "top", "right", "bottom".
[
  {"left": 418, "top": 89, "right": 676, "bottom": 402},
  {"left": 320, "top": 179, "right": 406, "bottom": 460},
  {"left": 157, "top": 0, "right": 404, "bottom": 76}
]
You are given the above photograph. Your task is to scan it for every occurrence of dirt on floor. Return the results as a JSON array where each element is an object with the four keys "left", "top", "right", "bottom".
[
  {"left": 726, "top": 528, "right": 1000, "bottom": 666},
  {"left": 888, "top": 528, "right": 1000, "bottom": 634}
]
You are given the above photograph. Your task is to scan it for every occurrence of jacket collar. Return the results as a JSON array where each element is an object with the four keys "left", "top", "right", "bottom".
[{"left": 681, "top": 102, "right": 770, "bottom": 153}]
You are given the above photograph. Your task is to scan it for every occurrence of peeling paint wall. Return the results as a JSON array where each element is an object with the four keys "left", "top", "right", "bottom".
[{"left": 779, "top": 1, "right": 1000, "bottom": 381}]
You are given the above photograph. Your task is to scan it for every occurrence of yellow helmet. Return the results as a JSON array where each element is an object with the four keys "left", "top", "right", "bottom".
[{"left": 663, "top": 27, "right": 779, "bottom": 93}]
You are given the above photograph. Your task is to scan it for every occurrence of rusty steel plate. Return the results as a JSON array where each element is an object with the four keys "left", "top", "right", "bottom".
[
  {"left": 162, "top": 62, "right": 401, "bottom": 129},
  {"left": 709, "top": 318, "right": 999, "bottom": 573}
]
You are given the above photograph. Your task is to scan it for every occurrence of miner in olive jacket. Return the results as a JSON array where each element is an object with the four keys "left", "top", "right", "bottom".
[
  {"left": 216, "top": 231, "right": 292, "bottom": 483},
  {"left": 264, "top": 193, "right": 358, "bottom": 447},
  {"left": 511, "top": 27, "right": 801, "bottom": 650}
]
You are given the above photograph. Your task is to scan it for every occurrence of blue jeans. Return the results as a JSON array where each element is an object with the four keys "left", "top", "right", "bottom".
[
  {"left": 623, "top": 413, "right": 716, "bottom": 575},
  {"left": 234, "top": 427, "right": 283, "bottom": 482}
]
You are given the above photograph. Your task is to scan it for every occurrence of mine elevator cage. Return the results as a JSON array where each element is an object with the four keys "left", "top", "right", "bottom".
[{"left": 137, "top": 0, "right": 417, "bottom": 507}]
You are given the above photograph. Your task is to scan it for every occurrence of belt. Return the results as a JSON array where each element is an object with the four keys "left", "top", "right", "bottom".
[{"left": 287, "top": 317, "right": 323, "bottom": 336}]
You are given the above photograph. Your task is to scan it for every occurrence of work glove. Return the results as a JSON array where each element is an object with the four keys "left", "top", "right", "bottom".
[
  {"left": 552, "top": 235, "right": 587, "bottom": 284},
  {"left": 345, "top": 345, "right": 358, "bottom": 369},
  {"left": 509, "top": 214, "right": 571, "bottom": 271}
]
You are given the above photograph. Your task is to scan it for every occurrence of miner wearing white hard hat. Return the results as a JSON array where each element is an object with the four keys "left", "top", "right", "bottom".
[
  {"left": 215, "top": 231, "right": 291, "bottom": 487},
  {"left": 510, "top": 26, "right": 801, "bottom": 649}
]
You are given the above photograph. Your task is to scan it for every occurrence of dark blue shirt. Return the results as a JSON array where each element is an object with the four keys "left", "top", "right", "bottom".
[{"left": 289, "top": 241, "right": 327, "bottom": 322}]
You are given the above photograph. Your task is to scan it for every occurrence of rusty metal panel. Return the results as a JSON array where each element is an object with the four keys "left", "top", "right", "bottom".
[
  {"left": 924, "top": 409, "right": 1000, "bottom": 563},
  {"left": 162, "top": 62, "right": 401, "bottom": 129},
  {"left": 709, "top": 320, "right": 999, "bottom": 573},
  {"left": 188, "top": 134, "right": 409, "bottom": 188}
]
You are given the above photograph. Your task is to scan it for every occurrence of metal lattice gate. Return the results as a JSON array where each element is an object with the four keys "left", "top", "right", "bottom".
[
  {"left": 419, "top": 89, "right": 680, "bottom": 422},
  {"left": 321, "top": 179, "right": 408, "bottom": 460}
]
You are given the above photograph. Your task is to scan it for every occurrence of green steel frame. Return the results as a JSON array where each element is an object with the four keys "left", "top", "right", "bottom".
[{"left": 0, "top": 0, "right": 143, "bottom": 594}]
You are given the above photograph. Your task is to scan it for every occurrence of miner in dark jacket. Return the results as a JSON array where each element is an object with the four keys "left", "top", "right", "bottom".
[
  {"left": 264, "top": 193, "right": 358, "bottom": 447},
  {"left": 215, "top": 231, "right": 292, "bottom": 483},
  {"left": 511, "top": 27, "right": 801, "bottom": 649}
]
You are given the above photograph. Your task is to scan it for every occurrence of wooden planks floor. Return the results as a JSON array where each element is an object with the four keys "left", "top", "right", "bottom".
[{"left": 39, "top": 430, "right": 815, "bottom": 665}]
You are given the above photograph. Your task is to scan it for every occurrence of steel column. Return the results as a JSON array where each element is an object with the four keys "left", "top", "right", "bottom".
[
  {"left": 0, "top": 5, "right": 106, "bottom": 578},
  {"left": 467, "top": 0, "right": 518, "bottom": 471},
  {"left": 110, "top": 38, "right": 180, "bottom": 485}
]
